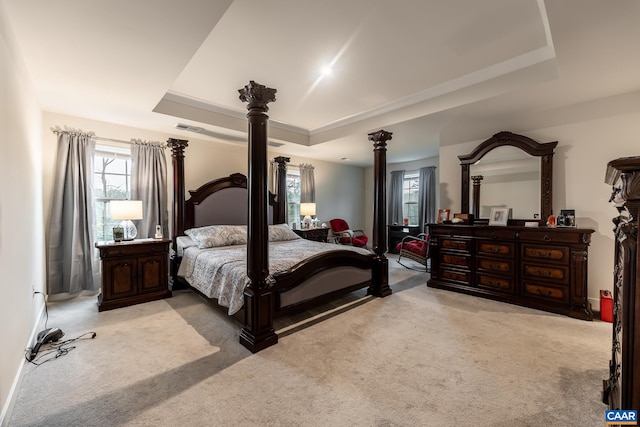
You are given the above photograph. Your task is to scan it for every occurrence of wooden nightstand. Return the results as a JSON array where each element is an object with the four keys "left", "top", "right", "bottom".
[
  {"left": 293, "top": 227, "right": 329, "bottom": 242},
  {"left": 95, "top": 238, "right": 172, "bottom": 311}
]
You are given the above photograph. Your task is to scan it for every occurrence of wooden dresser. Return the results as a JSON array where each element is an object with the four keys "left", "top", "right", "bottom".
[
  {"left": 427, "top": 224, "right": 594, "bottom": 320},
  {"left": 602, "top": 156, "right": 640, "bottom": 415}
]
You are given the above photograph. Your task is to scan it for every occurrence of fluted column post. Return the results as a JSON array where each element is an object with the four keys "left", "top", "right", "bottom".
[
  {"left": 238, "top": 81, "right": 278, "bottom": 352},
  {"left": 368, "top": 129, "right": 393, "bottom": 297},
  {"left": 471, "top": 175, "right": 483, "bottom": 218},
  {"left": 273, "top": 156, "right": 290, "bottom": 224},
  {"left": 167, "top": 138, "right": 189, "bottom": 251}
]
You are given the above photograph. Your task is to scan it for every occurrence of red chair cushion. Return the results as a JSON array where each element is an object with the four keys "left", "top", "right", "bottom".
[
  {"left": 330, "top": 218, "right": 350, "bottom": 233},
  {"left": 396, "top": 240, "right": 427, "bottom": 256},
  {"left": 352, "top": 235, "right": 368, "bottom": 247}
]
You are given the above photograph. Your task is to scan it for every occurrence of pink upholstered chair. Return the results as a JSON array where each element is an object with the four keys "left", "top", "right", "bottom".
[
  {"left": 396, "top": 233, "right": 430, "bottom": 271},
  {"left": 329, "top": 218, "right": 369, "bottom": 248}
]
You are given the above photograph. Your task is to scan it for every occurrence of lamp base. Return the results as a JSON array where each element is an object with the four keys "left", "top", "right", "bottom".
[{"left": 120, "top": 220, "right": 138, "bottom": 241}]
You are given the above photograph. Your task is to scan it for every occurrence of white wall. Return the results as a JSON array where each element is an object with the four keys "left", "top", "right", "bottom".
[
  {"left": 0, "top": 4, "right": 46, "bottom": 423},
  {"left": 439, "top": 111, "right": 640, "bottom": 309}
]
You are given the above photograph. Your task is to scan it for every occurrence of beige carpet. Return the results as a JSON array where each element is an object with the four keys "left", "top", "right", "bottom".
[{"left": 9, "top": 260, "right": 611, "bottom": 426}]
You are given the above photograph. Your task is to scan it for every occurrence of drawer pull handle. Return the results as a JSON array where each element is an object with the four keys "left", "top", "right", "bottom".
[
  {"left": 536, "top": 288, "right": 552, "bottom": 296},
  {"left": 536, "top": 250, "right": 551, "bottom": 258},
  {"left": 491, "top": 232, "right": 497, "bottom": 239},
  {"left": 543, "top": 235, "right": 551, "bottom": 242},
  {"left": 534, "top": 269, "right": 551, "bottom": 277}
]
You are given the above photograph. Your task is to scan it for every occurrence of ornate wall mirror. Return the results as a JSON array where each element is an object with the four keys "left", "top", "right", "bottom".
[{"left": 459, "top": 131, "right": 557, "bottom": 224}]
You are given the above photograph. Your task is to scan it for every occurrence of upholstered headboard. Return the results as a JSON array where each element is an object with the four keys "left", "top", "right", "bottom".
[{"left": 183, "top": 173, "right": 275, "bottom": 232}]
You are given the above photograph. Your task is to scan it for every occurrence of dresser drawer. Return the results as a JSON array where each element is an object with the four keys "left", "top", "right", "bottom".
[
  {"left": 475, "top": 228, "right": 517, "bottom": 240},
  {"left": 477, "top": 257, "right": 514, "bottom": 274},
  {"left": 439, "top": 267, "right": 471, "bottom": 284},
  {"left": 522, "top": 263, "right": 569, "bottom": 284},
  {"left": 477, "top": 241, "right": 514, "bottom": 257},
  {"left": 440, "top": 253, "right": 471, "bottom": 268},
  {"left": 519, "top": 230, "right": 586, "bottom": 244},
  {"left": 440, "top": 238, "right": 471, "bottom": 252},
  {"left": 477, "top": 273, "right": 514, "bottom": 293},
  {"left": 522, "top": 281, "right": 569, "bottom": 303},
  {"left": 98, "top": 241, "right": 169, "bottom": 258},
  {"left": 521, "top": 244, "right": 569, "bottom": 263}
]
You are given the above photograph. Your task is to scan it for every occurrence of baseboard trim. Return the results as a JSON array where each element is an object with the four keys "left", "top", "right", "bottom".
[{"left": 0, "top": 301, "right": 46, "bottom": 426}]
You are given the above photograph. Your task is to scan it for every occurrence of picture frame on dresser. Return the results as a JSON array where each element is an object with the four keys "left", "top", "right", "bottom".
[
  {"left": 488, "top": 207, "right": 509, "bottom": 226},
  {"left": 437, "top": 209, "right": 450, "bottom": 223}
]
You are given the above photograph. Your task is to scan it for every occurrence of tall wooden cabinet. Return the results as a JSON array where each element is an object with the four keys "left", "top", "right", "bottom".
[
  {"left": 95, "top": 239, "right": 172, "bottom": 311},
  {"left": 602, "top": 157, "right": 640, "bottom": 415},
  {"left": 427, "top": 224, "right": 594, "bottom": 320}
]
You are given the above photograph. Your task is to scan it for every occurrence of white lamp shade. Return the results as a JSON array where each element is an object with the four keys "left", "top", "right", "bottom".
[
  {"left": 300, "top": 203, "right": 316, "bottom": 216},
  {"left": 110, "top": 200, "right": 143, "bottom": 220}
]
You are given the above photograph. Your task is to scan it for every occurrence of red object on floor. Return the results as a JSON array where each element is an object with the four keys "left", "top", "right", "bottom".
[{"left": 600, "top": 290, "right": 613, "bottom": 323}]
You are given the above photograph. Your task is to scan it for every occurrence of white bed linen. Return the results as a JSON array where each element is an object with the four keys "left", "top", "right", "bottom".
[{"left": 177, "top": 239, "right": 370, "bottom": 315}]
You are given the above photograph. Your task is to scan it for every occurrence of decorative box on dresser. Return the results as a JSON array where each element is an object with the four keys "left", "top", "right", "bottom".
[
  {"left": 602, "top": 156, "right": 640, "bottom": 416},
  {"left": 427, "top": 224, "right": 594, "bottom": 320},
  {"left": 95, "top": 238, "right": 172, "bottom": 311}
]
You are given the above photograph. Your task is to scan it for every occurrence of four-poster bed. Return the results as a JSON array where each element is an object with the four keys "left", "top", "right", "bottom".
[{"left": 168, "top": 81, "right": 392, "bottom": 352}]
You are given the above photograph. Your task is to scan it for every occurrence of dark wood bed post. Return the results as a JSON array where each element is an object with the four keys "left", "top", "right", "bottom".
[
  {"left": 368, "top": 130, "right": 392, "bottom": 297},
  {"left": 238, "top": 81, "right": 279, "bottom": 353},
  {"left": 167, "top": 138, "right": 189, "bottom": 252},
  {"left": 273, "top": 156, "right": 290, "bottom": 224}
]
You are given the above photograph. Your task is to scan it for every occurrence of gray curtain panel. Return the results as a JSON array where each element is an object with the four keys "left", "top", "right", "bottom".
[
  {"left": 48, "top": 129, "right": 99, "bottom": 295},
  {"left": 388, "top": 170, "right": 405, "bottom": 225},
  {"left": 418, "top": 166, "right": 437, "bottom": 232},
  {"left": 299, "top": 163, "right": 315, "bottom": 203},
  {"left": 131, "top": 141, "right": 168, "bottom": 239}
]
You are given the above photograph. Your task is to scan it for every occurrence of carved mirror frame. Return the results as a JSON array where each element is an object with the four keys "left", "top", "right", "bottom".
[{"left": 459, "top": 131, "right": 557, "bottom": 223}]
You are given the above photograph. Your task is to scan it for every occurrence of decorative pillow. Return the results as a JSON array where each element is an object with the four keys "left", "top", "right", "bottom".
[
  {"left": 268, "top": 223, "right": 301, "bottom": 242},
  {"left": 184, "top": 225, "right": 247, "bottom": 249}
]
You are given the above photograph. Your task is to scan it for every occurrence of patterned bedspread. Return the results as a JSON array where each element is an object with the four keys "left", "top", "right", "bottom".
[{"left": 177, "top": 239, "right": 371, "bottom": 315}]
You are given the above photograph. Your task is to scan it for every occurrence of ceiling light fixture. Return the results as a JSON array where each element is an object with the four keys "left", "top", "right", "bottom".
[{"left": 340, "top": 157, "right": 351, "bottom": 161}]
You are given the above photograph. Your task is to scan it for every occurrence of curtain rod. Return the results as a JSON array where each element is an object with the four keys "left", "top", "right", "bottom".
[
  {"left": 95, "top": 136, "right": 132, "bottom": 145},
  {"left": 51, "top": 127, "right": 163, "bottom": 146}
]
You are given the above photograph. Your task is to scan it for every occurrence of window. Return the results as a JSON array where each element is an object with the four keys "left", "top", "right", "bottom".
[
  {"left": 403, "top": 171, "right": 419, "bottom": 225},
  {"left": 286, "top": 168, "right": 301, "bottom": 226},
  {"left": 93, "top": 144, "right": 132, "bottom": 241}
]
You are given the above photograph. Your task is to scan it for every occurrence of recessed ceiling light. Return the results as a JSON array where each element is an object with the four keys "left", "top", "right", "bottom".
[
  {"left": 321, "top": 66, "right": 333, "bottom": 76},
  {"left": 340, "top": 157, "right": 351, "bottom": 161}
]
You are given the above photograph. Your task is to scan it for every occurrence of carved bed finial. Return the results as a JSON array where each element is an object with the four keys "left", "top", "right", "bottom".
[
  {"left": 167, "top": 138, "right": 188, "bottom": 156},
  {"left": 368, "top": 129, "right": 393, "bottom": 149},
  {"left": 238, "top": 81, "right": 277, "bottom": 111}
]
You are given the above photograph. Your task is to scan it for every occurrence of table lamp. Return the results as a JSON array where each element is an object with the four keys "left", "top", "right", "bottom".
[
  {"left": 300, "top": 202, "right": 316, "bottom": 229},
  {"left": 110, "top": 200, "right": 143, "bottom": 240}
]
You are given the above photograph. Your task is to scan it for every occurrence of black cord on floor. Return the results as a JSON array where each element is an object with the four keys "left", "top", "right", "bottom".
[
  {"left": 25, "top": 332, "right": 97, "bottom": 366},
  {"left": 27, "top": 293, "right": 97, "bottom": 365}
]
